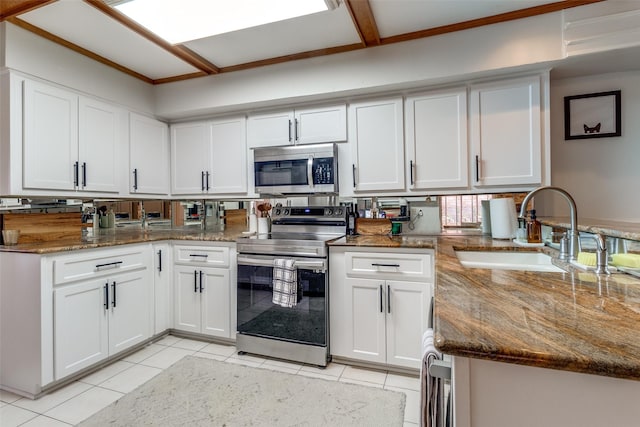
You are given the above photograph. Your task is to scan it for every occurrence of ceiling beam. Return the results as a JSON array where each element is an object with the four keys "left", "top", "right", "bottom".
[
  {"left": 83, "top": 0, "right": 221, "bottom": 75},
  {"left": 0, "top": 0, "right": 55, "bottom": 21},
  {"left": 344, "top": 0, "right": 380, "bottom": 47}
]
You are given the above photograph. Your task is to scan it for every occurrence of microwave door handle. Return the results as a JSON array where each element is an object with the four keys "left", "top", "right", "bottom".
[{"left": 307, "top": 155, "right": 314, "bottom": 188}]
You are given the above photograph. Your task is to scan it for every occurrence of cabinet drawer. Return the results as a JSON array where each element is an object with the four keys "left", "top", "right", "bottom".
[
  {"left": 53, "top": 245, "right": 149, "bottom": 285},
  {"left": 344, "top": 251, "right": 433, "bottom": 281},
  {"left": 173, "top": 245, "right": 229, "bottom": 267}
]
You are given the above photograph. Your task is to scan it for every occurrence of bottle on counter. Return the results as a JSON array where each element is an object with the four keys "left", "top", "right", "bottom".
[
  {"left": 516, "top": 217, "right": 527, "bottom": 242},
  {"left": 526, "top": 209, "right": 542, "bottom": 243},
  {"left": 347, "top": 204, "right": 357, "bottom": 235}
]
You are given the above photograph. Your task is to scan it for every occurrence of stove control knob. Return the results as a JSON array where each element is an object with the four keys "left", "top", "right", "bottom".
[
  {"left": 326, "top": 208, "right": 333, "bottom": 215},
  {"left": 274, "top": 208, "right": 281, "bottom": 216},
  {"left": 336, "top": 208, "right": 343, "bottom": 216},
  {"left": 284, "top": 208, "right": 290, "bottom": 215}
]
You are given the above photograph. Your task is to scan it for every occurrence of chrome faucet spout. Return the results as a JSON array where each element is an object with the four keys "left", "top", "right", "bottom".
[{"left": 520, "top": 186, "right": 580, "bottom": 261}]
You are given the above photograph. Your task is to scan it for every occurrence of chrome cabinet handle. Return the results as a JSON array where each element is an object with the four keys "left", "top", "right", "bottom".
[
  {"left": 379, "top": 284, "right": 383, "bottom": 313},
  {"left": 387, "top": 284, "right": 391, "bottom": 314},
  {"left": 288, "top": 119, "right": 292, "bottom": 142},
  {"left": 133, "top": 168, "right": 138, "bottom": 190},
  {"left": 112, "top": 281, "right": 117, "bottom": 308},
  {"left": 157, "top": 249, "right": 162, "bottom": 272},
  {"left": 73, "top": 161, "right": 79, "bottom": 187},
  {"left": 206, "top": 171, "right": 210, "bottom": 191},
  {"left": 475, "top": 155, "right": 480, "bottom": 182},
  {"left": 201, "top": 171, "right": 205, "bottom": 191},
  {"left": 295, "top": 118, "right": 299, "bottom": 142},
  {"left": 104, "top": 283, "right": 109, "bottom": 310},
  {"left": 193, "top": 270, "right": 197, "bottom": 293},
  {"left": 82, "top": 162, "right": 87, "bottom": 187},
  {"left": 410, "top": 160, "right": 414, "bottom": 186},
  {"left": 352, "top": 164, "right": 356, "bottom": 188},
  {"left": 199, "top": 270, "right": 203, "bottom": 293}
]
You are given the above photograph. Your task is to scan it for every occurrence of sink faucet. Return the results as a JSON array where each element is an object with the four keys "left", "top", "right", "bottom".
[{"left": 520, "top": 186, "right": 580, "bottom": 261}]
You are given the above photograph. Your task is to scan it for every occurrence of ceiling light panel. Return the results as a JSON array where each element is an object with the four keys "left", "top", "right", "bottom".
[
  {"left": 115, "top": 0, "right": 330, "bottom": 44},
  {"left": 184, "top": 5, "right": 359, "bottom": 68}
]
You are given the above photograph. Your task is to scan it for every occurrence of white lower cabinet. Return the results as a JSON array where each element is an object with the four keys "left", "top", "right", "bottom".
[
  {"left": 173, "top": 243, "right": 235, "bottom": 339},
  {"left": 153, "top": 243, "right": 172, "bottom": 334},
  {"left": 52, "top": 247, "right": 153, "bottom": 380},
  {"left": 330, "top": 247, "right": 433, "bottom": 369}
]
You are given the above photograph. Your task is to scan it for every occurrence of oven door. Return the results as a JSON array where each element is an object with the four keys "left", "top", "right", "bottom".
[{"left": 237, "top": 254, "right": 328, "bottom": 346}]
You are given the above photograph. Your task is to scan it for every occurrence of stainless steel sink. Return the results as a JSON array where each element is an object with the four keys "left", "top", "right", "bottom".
[{"left": 455, "top": 250, "right": 565, "bottom": 272}]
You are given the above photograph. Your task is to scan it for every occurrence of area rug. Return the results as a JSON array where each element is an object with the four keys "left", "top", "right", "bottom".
[{"left": 79, "top": 356, "right": 406, "bottom": 426}]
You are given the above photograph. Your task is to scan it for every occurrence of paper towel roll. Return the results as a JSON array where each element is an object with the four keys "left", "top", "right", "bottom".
[
  {"left": 489, "top": 198, "right": 517, "bottom": 239},
  {"left": 257, "top": 217, "right": 270, "bottom": 234}
]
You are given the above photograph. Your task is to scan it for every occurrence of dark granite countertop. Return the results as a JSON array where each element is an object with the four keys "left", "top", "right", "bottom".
[
  {"left": 331, "top": 233, "right": 640, "bottom": 381},
  {"left": 0, "top": 227, "right": 247, "bottom": 254}
]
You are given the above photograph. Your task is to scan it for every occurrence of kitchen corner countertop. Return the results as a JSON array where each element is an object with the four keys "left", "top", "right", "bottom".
[
  {"left": 0, "top": 227, "right": 247, "bottom": 254},
  {"left": 331, "top": 233, "right": 640, "bottom": 382}
]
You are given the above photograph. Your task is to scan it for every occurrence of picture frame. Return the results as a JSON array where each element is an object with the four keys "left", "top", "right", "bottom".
[{"left": 564, "top": 90, "right": 621, "bottom": 140}]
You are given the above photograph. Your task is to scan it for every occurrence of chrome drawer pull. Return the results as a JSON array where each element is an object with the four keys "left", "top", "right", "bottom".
[
  {"left": 96, "top": 261, "right": 123, "bottom": 270},
  {"left": 371, "top": 263, "right": 400, "bottom": 268},
  {"left": 189, "top": 254, "right": 208, "bottom": 258}
]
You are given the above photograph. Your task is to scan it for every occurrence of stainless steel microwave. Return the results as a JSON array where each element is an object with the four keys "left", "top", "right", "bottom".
[{"left": 253, "top": 143, "right": 338, "bottom": 195}]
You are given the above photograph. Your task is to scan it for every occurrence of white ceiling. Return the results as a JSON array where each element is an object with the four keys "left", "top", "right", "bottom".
[{"left": 6, "top": 0, "right": 597, "bottom": 84}]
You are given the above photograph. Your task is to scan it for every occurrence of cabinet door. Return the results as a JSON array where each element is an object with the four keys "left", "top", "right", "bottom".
[
  {"left": 153, "top": 243, "right": 172, "bottom": 334},
  {"left": 349, "top": 98, "right": 405, "bottom": 192},
  {"left": 130, "top": 113, "right": 170, "bottom": 195},
  {"left": 209, "top": 117, "right": 247, "bottom": 194},
  {"left": 339, "top": 277, "right": 387, "bottom": 364},
  {"left": 385, "top": 281, "right": 430, "bottom": 369},
  {"left": 294, "top": 104, "right": 347, "bottom": 144},
  {"left": 23, "top": 80, "right": 78, "bottom": 191},
  {"left": 173, "top": 265, "right": 202, "bottom": 333},
  {"left": 247, "top": 110, "right": 294, "bottom": 148},
  {"left": 108, "top": 270, "right": 152, "bottom": 356},
  {"left": 171, "top": 121, "right": 211, "bottom": 194},
  {"left": 405, "top": 89, "right": 468, "bottom": 190},
  {"left": 53, "top": 279, "right": 108, "bottom": 379},
  {"left": 78, "top": 97, "right": 122, "bottom": 193},
  {"left": 201, "top": 268, "right": 231, "bottom": 338},
  {"left": 470, "top": 75, "right": 542, "bottom": 187}
]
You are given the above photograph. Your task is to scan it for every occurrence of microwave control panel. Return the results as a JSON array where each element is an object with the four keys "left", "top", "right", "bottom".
[{"left": 313, "top": 157, "right": 334, "bottom": 184}]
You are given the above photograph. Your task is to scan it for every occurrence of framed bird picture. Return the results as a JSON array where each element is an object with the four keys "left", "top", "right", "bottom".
[{"left": 564, "top": 90, "right": 621, "bottom": 140}]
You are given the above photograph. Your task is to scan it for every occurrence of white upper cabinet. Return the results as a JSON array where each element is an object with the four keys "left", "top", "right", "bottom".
[
  {"left": 294, "top": 104, "right": 347, "bottom": 145},
  {"left": 171, "top": 121, "right": 211, "bottom": 194},
  {"left": 209, "top": 116, "right": 247, "bottom": 194},
  {"left": 129, "top": 113, "right": 170, "bottom": 196},
  {"left": 348, "top": 97, "right": 405, "bottom": 192},
  {"left": 171, "top": 116, "right": 247, "bottom": 196},
  {"left": 247, "top": 104, "right": 346, "bottom": 148},
  {"left": 405, "top": 88, "right": 468, "bottom": 191},
  {"left": 23, "top": 80, "right": 78, "bottom": 191},
  {"left": 22, "top": 79, "right": 124, "bottom": 194},
  {"left": 469, "top": 75, "right": 542, "bottom": 188}
]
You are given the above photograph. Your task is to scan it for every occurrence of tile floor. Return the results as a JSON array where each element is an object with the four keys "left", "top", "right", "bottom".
[{"left": 0, "top": 335, "right": 421, "bottom": 426}]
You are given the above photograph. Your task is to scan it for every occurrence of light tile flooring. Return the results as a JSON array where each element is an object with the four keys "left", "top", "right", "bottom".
[{"left": 0, "top": 335, "right": 420, "bottom": 426}]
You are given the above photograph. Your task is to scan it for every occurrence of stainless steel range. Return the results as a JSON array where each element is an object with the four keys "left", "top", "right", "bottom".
[{"left": 236, "top": 206, "right": 346, "bottom": 366}]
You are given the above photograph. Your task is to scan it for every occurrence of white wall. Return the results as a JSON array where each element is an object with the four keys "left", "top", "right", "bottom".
[
  {"left": 537, "top": 71, "right": 640, "bottom": 222},
  {"left": 2, "top": 23, "right": 155, "bottom": 115},
  {"left": 155, "top": 12, "right": 564, "bottom": 120}
]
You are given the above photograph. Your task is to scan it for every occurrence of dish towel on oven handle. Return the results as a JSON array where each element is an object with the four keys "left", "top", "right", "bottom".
[
  {"left": 421, "top": 328, "right": 443, "bottom": 427},
  {"left": 272, "top": 258, "right": 298, "bottom": 308}
]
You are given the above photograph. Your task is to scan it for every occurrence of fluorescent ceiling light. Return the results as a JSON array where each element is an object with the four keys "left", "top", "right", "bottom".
[{"left": 114, "top": 0, "right": 332, "bottom": 44}]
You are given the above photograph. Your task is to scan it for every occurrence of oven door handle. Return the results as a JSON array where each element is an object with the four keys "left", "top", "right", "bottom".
[{"left": 237, "top": 255, "right": 326, "bottom": 271}]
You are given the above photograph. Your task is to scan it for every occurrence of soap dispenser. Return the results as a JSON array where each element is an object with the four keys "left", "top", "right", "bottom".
[{"left": 526, "top": 209, "right": 542, "bottom": 243}]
